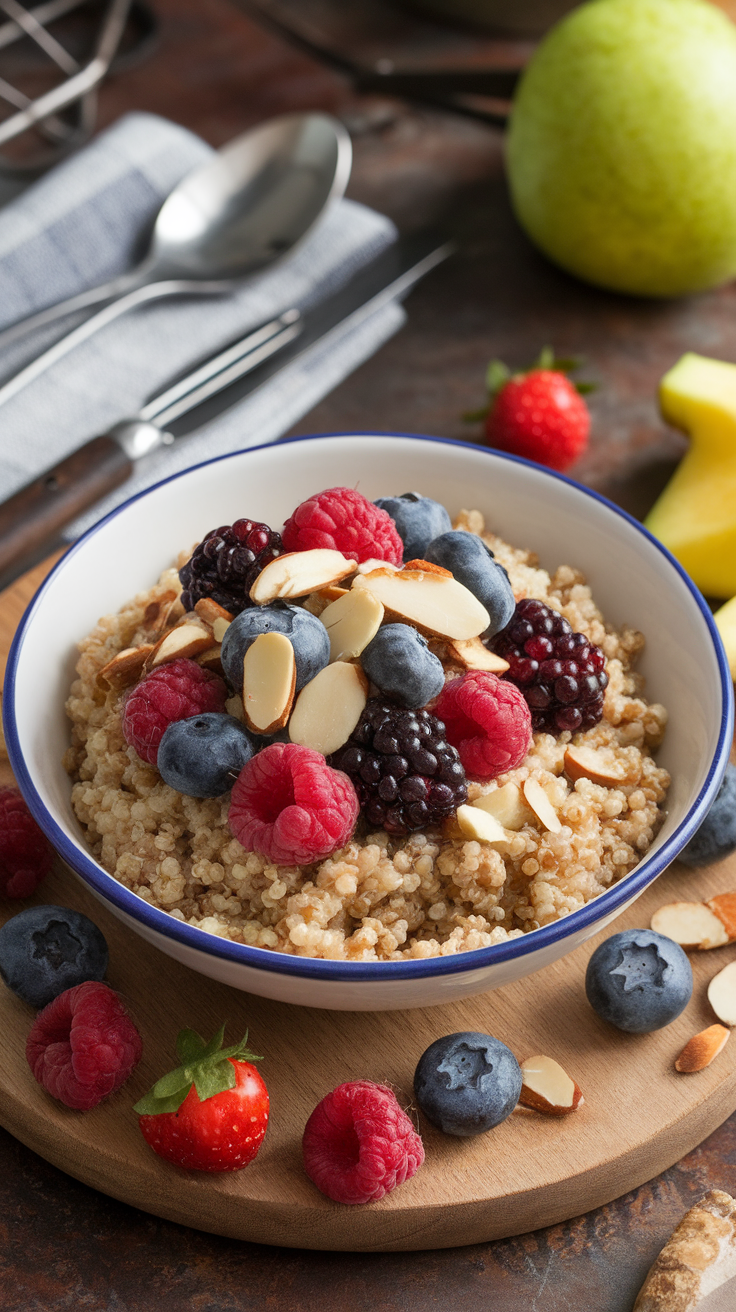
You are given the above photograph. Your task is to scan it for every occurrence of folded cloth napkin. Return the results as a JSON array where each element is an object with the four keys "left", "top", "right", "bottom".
[{"left": 0, "top": 112, "right": 404, "bottom": 537}]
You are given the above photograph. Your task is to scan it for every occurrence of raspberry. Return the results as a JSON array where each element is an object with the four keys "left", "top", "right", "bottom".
[
  {"left": 330, "top": 701, "right": 467, "bottom": 836},
  {"left": 179, "top": 519, "right": 282, "bottom": 614},
  {"left": 122, "top": 658, "right": 227, "bottom": 765},
  {"left": 26, "top": 981, "right": 142, "bottom": 1110},
  {"left": 0, "top": 788, "right": 54, "bottom": 898},
  {"left": 485, "top": 369, "right": 590, "bottom": 471},
  {"left": 433, "top": 672, "right": 532, "bottom": 779},
  {"left": 302, "top": 1080, "right": 424, "bottom": 1205},
  {"left": 229, "top": 743, "right": 359, "bottom": 865},
  {"left": 489, "top": 598, "right": 608, "bottom": 735},
  {"left": 281, "top": 487, "right": 404, "bottom": 565}
]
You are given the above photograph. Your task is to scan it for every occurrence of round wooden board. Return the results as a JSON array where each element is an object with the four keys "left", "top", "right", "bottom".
[{"left": 2, "top": 561, "right": 736, "bottom": 1251}]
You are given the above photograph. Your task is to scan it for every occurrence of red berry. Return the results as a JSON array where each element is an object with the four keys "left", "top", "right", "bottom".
[
  {"left": 122, "top": 658, "right": 227, "bottom": 764},
  {"left": 433, "top": 671, "right": 532, "bottom": 780},
  {"left": 302, "top": 1080, "right": 424, "bottom": 1205},
  {"left": 136, "top": 1027, "right": 268, "bottom": 1173},
  {"left": 26, "top": 981, "right": 142, "bottom": 1110},
  {"left": 229, "top": 743, "right": 359, "bottom": 865},
  {"left": 282, "top": 487, "right": 404, "bottom": 565},
  {"left": 485, "top": 369, "right": 590, "bottom": 472},
  {"left": 0, "top": 787, "right": 54, "bottom": 898}
]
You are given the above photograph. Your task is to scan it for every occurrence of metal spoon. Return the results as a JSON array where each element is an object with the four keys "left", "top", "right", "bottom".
[{"left": 0, "top": 111, "right": 352, "bottom": 387}]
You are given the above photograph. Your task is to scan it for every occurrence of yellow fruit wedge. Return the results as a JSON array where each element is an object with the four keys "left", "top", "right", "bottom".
[
  {"left": 645, "top": 353, "right": 736, "bottom": 597},
  {"left": 714, "top": 596, "right": 736, "bottom": 681}
]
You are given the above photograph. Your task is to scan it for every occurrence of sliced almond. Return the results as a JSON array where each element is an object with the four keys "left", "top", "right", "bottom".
[
  {"left": 250, "top": 550, "right": 356, "bottom": 604},
  {"left": 148, "top": 623, "right": 214, "bottom": 668},
  {"left": 289, "top": 662, "right": 368, "bottom": 756},
  {"left": 212, "top": 617, "right": 231, "bottom": 644},
  {"left": 523, "top": 778, "right": 562, "bottom": 833},
  {"left": 675, "top": 1025, "right": 730, "bottom": 1073},
  {"left": 97, "top": 644, "right": 154, "bottom": 690},
  {"left": 142, "top": 589, "right": 181, "bottom": 634},
  {"left": 195, "top": 646, "right": 224, "bottom": 676},
  {"left": 519, "top": 1055, "right": 584, "bottom": 1115},
  {"left": 194, "top": 597, "right": 234, "bottom": 626},
  {"left": 447, "top": 636, "right": 510, "bottom": 673},
  {"left": 456, "top": 804, "right": 512, "bottom": 848},
  {"left": 242, "top": 632, "right": 296, "bottom": 733},
  {"left": 317, "top": 585, "right": 350, "bottom": 603},
  {"left": 472, "top": 783, "right": 532, "bottom": 831},
  {"left": 356, "top": 558, "right": 399, "bottom": 575},
  {"left": 352, "top": 569, "right": 490, "bottom": 641},
  {"left": 225, "top": 694, "right": 245, "bottom": 723},
  {"left": 707, "top": 893, "right": 736, "bottom": 941},
  {"left": 708, "top": 961, "right": 736, "bottom": 1027},
  {"left": 320, "top": 589, "right": 384, "bottom": 662},
  {"left": 563, "top": 744, "right": 634, "bottom": 787},
  {"left": 401, "top": 559, "right": 453, "bottom": 577},
  {"left": 650, "top": 902, "right": 729, "bottom": 951}
]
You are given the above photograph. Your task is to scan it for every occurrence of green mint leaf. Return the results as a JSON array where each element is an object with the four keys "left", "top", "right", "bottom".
[
  {"left": 133, "top": 1083, "right": 192, "bottom": 1116},
  {"left": 485, "top": 360, "right": 510, "bottom": 396},
  {"left": 176, "top": 1028, "right": 207, "bottom": 1065}
]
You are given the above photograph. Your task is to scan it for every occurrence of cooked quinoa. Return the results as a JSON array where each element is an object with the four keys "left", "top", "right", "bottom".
[{"left": 64, "top": 509, "right": 670, "bottom": 961}]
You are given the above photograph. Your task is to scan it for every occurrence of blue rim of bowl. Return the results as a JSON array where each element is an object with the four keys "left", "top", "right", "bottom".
[{"left": 5, "top": 431, "right": 734, "bottom": 981}]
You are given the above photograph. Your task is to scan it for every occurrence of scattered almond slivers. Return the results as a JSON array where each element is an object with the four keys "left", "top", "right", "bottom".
[
  {"left": 472, "top": 783, "right": 531, "bottom": 831},
  {"left": 456, "top": 804, "right": 512, "bottom": 849},
  {"left": 519, "top": 1055, "right": 584, "bottom": 1115},
  {"left": 563, "top": 744, "right": 634, "bottom": 787},
  {"left": 650, "top": 901, "right": 730, "bottom": 951},
  {"left": 352, "top": 568, "right": 490, "bottom": 641},
  {"left": 289, "top": 661, "right": 368, "bottom": 756},
  {"left": 242, "top": 632, "right": 296, "bottom": 734},
  {"left": 194, "top": 597, "right": 234, "bottom": 626},
  {"left": 320, "top": 588, "right": 384, "bottom": 662},
  {"left": 675, "top": 1025, "right": 730, "bottom": 1073},
  {"left": 447, "top": 636, "right": 510, "bottom": 674},
  {"left": 97, "top": 644, "right": 154, "bottom": 690},
  {"left": 708, "top": 961, "right": 736, "bottom": 1027},
  {"left": 250, "top": 549, "right": 356, "bottom": 604},
  {"left": 523, "top": 778, "right": 562, "bottom": 833},
  {"left": 148, "top": 622, "right": 214, "bottom": 668}
]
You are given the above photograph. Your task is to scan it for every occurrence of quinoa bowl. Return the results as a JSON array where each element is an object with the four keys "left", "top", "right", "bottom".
[{"left": 4, "top": 434, "right": 733, "bottom": 1010}]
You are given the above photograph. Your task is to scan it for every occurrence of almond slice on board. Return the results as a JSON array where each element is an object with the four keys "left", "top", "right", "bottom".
[
  {"left": 650, "top": 902, "right": 730, "bottom": 951},
  {"left": 242, "top": 632, "right": 296, "bottom": 734},
  {"left": 633, "top": 1190, "right": 736, "bottom": 1311},
  {"left": 519, "top": 1055, "right": 584, "bottom": 1115},
  {"left": 523, "top": 778, "right": 562, "bottom": 833},
  {"left": 250, "top": 550, "right": 355, "bottom": 603},
  {"left": 352, "top": 568, "right": 490, "bottom": 641},
  {"left": 707, "top": 893, "right": 736, "bottom": 941},
  {"left": 472, "top": 783, "right": 532, "bottom": 831},
  {"left": 148, "top": 623, "right": 214, "bottom": 668},
  {"left": 708, "top": 961, "right": 736, "bottom": 1027},
  {"left": 675, "top": 1025, "right": 730, "bottom": 1073},
  {"left": 456, "top": 805, "right": 512, "bottom": 848},
  {"left": 319, "top": 589, "right": 384, "bottom": 662},
  {"left": 446, "top": 636, "right": 510, "bottom": 674},
  {"left": 97, "top": 645, "right": 154, "bottom": 690},
  {"left": 289, "top": 661, "right": 368, "bottom": 756},
  {"left": 563, "top": 744, "right": 634, "bottom": 787}
]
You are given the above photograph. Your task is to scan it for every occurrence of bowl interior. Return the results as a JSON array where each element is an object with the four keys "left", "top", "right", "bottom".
[{"left": 6, "top": 433, "right": 731, "bottom": 965}]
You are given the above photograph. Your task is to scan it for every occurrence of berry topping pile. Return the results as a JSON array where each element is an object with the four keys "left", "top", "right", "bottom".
[
  {"left": 122, "top": 658, "right": 227, "bottom": 764},
  {"left": 229, "top": 743, "right": 359, "bottom": 866},
  {"left": 330, "top": 701, "right": 467, "bottom": 837},
  {"left": 179, "top": 519, "right": 282, "bottom": 614},
  {"left": 26, "top": 980, "right": 142, "bottom": 1110},
  {"left": 433, "top": 671, "right": 532, "bottom": 780},
  {"left": 302, "top": 1080, "right": 424, "bottom": 1204},
  {"left": 0, "top": 787, "right": 54, "bottom": 898},
  {"left": 490, "top": 598, "right": 608, "bottom": 734},
  {"left": 282, "top": 486, "right": 404, "bottom": 564}
]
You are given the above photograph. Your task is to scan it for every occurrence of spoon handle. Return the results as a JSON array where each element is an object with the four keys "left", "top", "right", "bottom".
[
  {"left": 0, "top": 278, "right": 227, "bottom": 410},
  {"left": 0, "top": 269, "right": 143, "bottom": 351}
]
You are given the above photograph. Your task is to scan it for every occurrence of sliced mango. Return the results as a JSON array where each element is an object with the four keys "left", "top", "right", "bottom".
[
  {"left": 645, "top": 353, "right": 736, "bottom": 598},
  {"left": 714, "top": 596, "right": 736, "bottom": 681}
]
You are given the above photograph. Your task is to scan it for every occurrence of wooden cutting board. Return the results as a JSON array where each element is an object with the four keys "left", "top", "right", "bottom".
[{"left": 2, "top": 559, "right": 736, "bottom": 1252}]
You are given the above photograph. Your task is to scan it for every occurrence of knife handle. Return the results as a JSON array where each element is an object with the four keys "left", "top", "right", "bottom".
[{"left": 0, "top": 434, "right": 133, "bottom": 583}]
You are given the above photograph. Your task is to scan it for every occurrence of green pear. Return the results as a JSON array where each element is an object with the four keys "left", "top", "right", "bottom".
[{"left": 506, "top": 0, "right": 736, "bottom": 297}]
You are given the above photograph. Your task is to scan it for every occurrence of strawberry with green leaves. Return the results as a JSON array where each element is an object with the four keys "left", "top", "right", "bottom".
[
  {"left": 466, "top": 347, "right": 594, "bottom": 472},
  {"left": 135, "top": 1025, "right": 268, "bottom": 1172}
]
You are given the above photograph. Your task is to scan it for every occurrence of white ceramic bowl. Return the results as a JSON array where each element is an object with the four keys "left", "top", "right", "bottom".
[{"left": 4, "top": 434, "right": 733, "bottom": 1010}]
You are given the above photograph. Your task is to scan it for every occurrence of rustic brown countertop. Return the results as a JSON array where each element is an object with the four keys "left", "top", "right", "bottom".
[{"left": 2, "top": 1, "right": 736, "bottom": 1308}]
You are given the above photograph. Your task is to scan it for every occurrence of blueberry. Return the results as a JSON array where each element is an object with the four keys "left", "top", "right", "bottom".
[
  {"left": 423, "top": 531, "right": 515, "bottom": 635},
  {"left": 585, "top": 929, "right": 693, "bottom": 1034},
  {"left": 361, "top": 623, "right": 445, "bottom": 709},
  {"left": 0, "top": 905, "right": 108, "bottom": 1009},
  {"left": 679, "top": 764, "right": 736, "bottom": 867},
  {"left": 221, "top": 601, "right": 329, "bottom": 693},
  {"left": 158, "top": 713, "right": 256, "bottom": 797},
  {"left": 414, "top": 1031, "right": 522, "bottom": 1136},
  {"left": 374, "top": 493, "right": 452, "bottom": 562}
]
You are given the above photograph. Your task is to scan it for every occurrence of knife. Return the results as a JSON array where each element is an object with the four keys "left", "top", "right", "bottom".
[{"left": 0, "top": 234, "right": 453, "bottom": 591}]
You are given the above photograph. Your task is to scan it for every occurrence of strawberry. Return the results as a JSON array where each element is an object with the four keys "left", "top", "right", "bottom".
[
  {"left": 134, "top": 1025, "right": 268, "bottom": 1172},
  {"left": 466, "top": 348, "right": 593, "bottom": 472}
]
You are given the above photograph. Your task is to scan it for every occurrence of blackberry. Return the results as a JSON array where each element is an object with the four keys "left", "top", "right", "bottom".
[
  {"left": 330, "top": 700, "right": 467, "bottom": 837},
  {"left": 179, "top": 520, "right": 282, "bottom": 615},
  {"left": 489, "top": 598, "right": 608, "bottom": 735}
]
